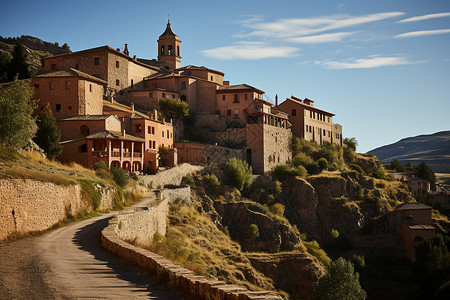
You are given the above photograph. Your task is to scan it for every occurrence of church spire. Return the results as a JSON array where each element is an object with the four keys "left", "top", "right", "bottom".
[{"left": 157, "top": 20, "right": 182, "bottom": 70}]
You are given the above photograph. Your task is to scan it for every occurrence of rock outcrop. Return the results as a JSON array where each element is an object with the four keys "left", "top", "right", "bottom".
[{"left": 247, "top": 252, "right": 324, "bottom": 300}]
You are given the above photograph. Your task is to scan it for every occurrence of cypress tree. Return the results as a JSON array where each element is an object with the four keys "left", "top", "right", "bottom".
[
  {"left": 34, "top": 103, "right": 62, "bottom": 159},
  {"left": 7, "top": 41, "right": 30, "bottom": 81}
]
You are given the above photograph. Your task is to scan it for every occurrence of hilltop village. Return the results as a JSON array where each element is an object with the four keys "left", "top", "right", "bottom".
[{"left": 32, "top": 21, "right": 343, "bottom": 174}]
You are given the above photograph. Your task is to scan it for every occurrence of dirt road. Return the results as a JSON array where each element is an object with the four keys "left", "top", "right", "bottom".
[{"left": 0, "top": 202, "right": 183, "bottom": 299}]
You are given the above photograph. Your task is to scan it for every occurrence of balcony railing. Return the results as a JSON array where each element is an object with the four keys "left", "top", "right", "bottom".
[
  {"left": 93, "top": 151, "right": 141, "bottom": 159},
  {"left": 92, "top": 151, "right": 107, "bottom": 158}
]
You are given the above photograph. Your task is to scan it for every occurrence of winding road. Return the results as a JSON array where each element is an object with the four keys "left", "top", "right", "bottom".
[{"left": 0, "top": 199, "right": 183, "bottom": 299}]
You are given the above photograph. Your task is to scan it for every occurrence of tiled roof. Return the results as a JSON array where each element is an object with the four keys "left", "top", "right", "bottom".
[
  {"left": 59, "top": 115, "right": 114, "bottom": 121},
  {"left": 409, "top": 224, "right": 435, "bottom": 230},
  {"left": 159, "top": 22, "right": 178, "bottom": 38},
  {"left": 280, "top": 97, "right": 335, "bottom": 117},
  {"left": 35, "top": 69, "right": 107, "bottom": 84},
  {"left": 86, "top": 130, "right": 145, "bottom": 142},
  {"left": 102, "top": 101, "right": 149, "bottom": 119},
  {"left": 395, "top": 202, "right": 431, "bottom": 211},
  {"left": 177, "top": 65, "right": 225, "bottom": 76},
  {"left": 217, "top": 84, "right": 265, "bottom": 94}
]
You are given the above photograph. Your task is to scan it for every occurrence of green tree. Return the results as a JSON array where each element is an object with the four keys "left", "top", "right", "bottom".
[
  {"left": 414, "top": 162, "right": 437, "bottom": 190},
  {"left": 224, "top": 157, "right": 253, "bottom": 191},
  {"left": 33, "top": 104, "right": 62, "bottom": 159},
  {"left": 158, "top": 97, "right": 189, "bottom": 121},
  {"left": 62, "top": 43, "right": 70, "bottom": 50},
  {"left": 0, "top": 78, "right": 37, "bottom": 148},
  {"left": 315, "top": 257, "right": 366, "bottom": 300},
  {"left": 0, "top": 51, "right": 10, "bottom": 83},
  {"left": 344, "top": 137, "right": 358, "bottom": 151},
  {"left": 412, "top": 234, "right": 450, "bottom": 299},
  {"left": 7, "top": 41, "right": 30, "bottom": 81},
  {"left": 390, "top": 159, "right": 406, "bottom": 172}
]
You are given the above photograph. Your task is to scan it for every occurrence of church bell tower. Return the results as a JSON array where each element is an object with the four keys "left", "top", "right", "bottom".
[{"left": 157, "top": 20, "right": 181, "bottom": 70}]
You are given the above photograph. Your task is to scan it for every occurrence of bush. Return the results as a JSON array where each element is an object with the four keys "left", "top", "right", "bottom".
[
  {"left": 224, "top": 158, "right": 252, "bottom": 191},
  {"left": 110, "top": 166, "right": 130, "bottom": 187},
  {"left": 330, "top": 229, "right": 340, "bottom": 239},
  {"left": 304, "top": 240, "right": 332, "bottom": 266},
  {"left": 351, "top": 254, "right": 366, "bottom": 271},
  {"left": 269, "top": 203, "right": 285, "bottom": 217},
  {"left": 315, "top": 257, "right": 366, "bottom": 300},
  {"left": 246, "top": 224, "right": 259, "bottom": 240},
  {"left": 343, "top": 147, "right": 356, "bottom": 163},
  {"left": 371, "top": 166, "right": 387, "bottom": 180},
  {"left": 317, "top": 158, "right": 328, "bottom": 171},
  {"left": 273, "top": 164, "right": 307, "bottom": 180},
  {"left": 78, "top": 179, "right": 101, "bottom": 211},
  {"left": 93, "top": 161, "right": 107, "bottom": 170},
  {"left": 95, "top": 168, "right": 114, "bottom": 181},
  {"left": 203, "top": 173, "right": 220, "bottom": 194},
  {"left": 306, "top": 162, "right": 320, "bottom": 175},
  {"left": 350, "top": 164, "right": 365, "bottom": 174},
  {"left": 292, "top": 152, "right": 314, "bottom": 167}
]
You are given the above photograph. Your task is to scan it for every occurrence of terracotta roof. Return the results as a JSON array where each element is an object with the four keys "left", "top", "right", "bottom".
[
  {"left": 176, "top": 65, "right": 225, "bottom": 76},
  {"left": 42, "top": 45, "right": 160, "bottom": 71},
  {"left": 86, "top": 130, "right": 145, "bottom": 142},
  {"left": 59, "top": 115, "right": 116, "bottom": 121},
  {"left": 159, "top": 22, "right": 178, "bottom": 38},
  {"left": 280, "top": 97, "right": 335, "bottom": 117},
  {"left": 35, "top": 69, "right": 107, "bottom": 85},
  {"left": 217, "top": 84, "right": 265, "bottom": 94},
  {"left": 102, "top": 100, "right": 149, "bottom": 119},
  {"left": 395, "top": 202, "right": 431, "bottom": 211},
  {"left": 409, "top": 224, "right": 435, "bottom": 230}
]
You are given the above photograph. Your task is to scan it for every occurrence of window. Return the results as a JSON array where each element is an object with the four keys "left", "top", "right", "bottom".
[
  {"left": 149, "top": 141, "right": 152, "bottom": 148},
  {"left": 162, "top": 93, "right": 166, "bottom": 98},
  {"left": 233, "top": 94, "right": 240, "bottom": 103},
  {"left": 222, "top": 95, "right": 225, "bottom": 101},
  {"left": 153, "top": 141, "right": 156, "bottom": 149},
  {"left": 210, "top": 76, "right": 213, "bottom": 81},
  {"left": 177, "top": 46, "right": 180, "bottom": 56},
  {"left": 116, "top": 61, "right": 119, "bottom": 68},
  {"left": 149, "top": 92, "right": 153, "bottom": 98},
  {"left": 168, "top": 45, "right": 173, "bottom": 55},
  {"left": 227, "top": 109, "right": 231, "bottom": 116},
  {"left": 181, "top": 82, "right": 186, "bottom": 90},
  {"left": 323, "top": 129, "right": 326, "bottom": 135},
  {"left": 233, "top": 109, "right": 239, "bottom": 118},
  {"left": 310, "top": 111, "right": 312, "bottom": 118},
  {"left": 34, "top": 84, "right": 39, "bottom": 88},
  {"left": 51, "top": 64, "right": 56, "bottom": 70},
  {"left": 89, "top": 84, "right": 92, "bottom": 92},
  {"left": 94, "top": 57, "right": 100, "bottom": 65},
  {"left": 79, "top": 144, "right": 88, "bottom": 153},
  {"left": 131, "top": 79, "right": 134, "bottom": 89},
  {"left": 65, "top": 81, "right": 70, "bottom": 90},
  {"left": 135, "top": 125, "right": 142, "bottom": 132},
  {"left": 292, "top": 109, "right": 296, "bottom": 116},
  {"left": 180, "top": 95, "right": 187, "bottom": 101},
  {"left": 116, "top": 79, "right": 120, "bottom": 86},
  {"left": 170, "top": 132, "right": 172, "bottom": 138},
  {"left": 161, "top": 45, "right": 165, "bottom": 56},
  {"left": 56, "top": 104, "right": 61, "bottom": 112},
  {"left": 75, "top": 64, "right": 79, "bottom": 70},
  {"left": 68, "top": 106, "right": 72, "bottom": 110},
  {"left": 152, "top": 127, "right": 155, "bottom": 135},
  {"left": 167, "top": 130, "right": 169, "bottom": 138},
  {"left": 49, "top": 82, "right": 54, "bottom": 90},
  {"left": 245, "top": 94, "right": 248, "bottom": 100}
]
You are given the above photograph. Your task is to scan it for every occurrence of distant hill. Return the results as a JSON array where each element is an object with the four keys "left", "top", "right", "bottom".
[
  {"left": 0, "top": 35, "right": 71, "bottom": 74},
  {"left": 369, "top": 131, "right": 450, "bottom": 173}
]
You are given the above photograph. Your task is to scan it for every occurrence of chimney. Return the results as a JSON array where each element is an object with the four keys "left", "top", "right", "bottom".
[
  {"left": 130, "top": 102, "right": 134, "bottom": 111},
  {"left": 275, "top": 94, "right": 278, "bottom": 106},
  {"left": 133, "top": 55, "right": 136, "bottom": 60},
  {"left": 153, "top": 108, "right": 158, "bottom": 120},
  {"left": 123, "top": 44, "right": 129, "bottom": 56},
  {"left": 162, "top": 117, "right": 166, "bottom": 124},
  {"left": 116, "top": 48, "right": 120, "bottom": 51},
  {"left": 223, "top": 81, "right": 230, "bottom": 86},
  {"left": 123, "top": 129, "right": 125, "bottom": 136}
]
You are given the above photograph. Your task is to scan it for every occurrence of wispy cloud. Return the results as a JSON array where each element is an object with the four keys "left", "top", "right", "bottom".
[
  {"left": 287, "top": 32, "right": 355, "bottom": 44},
  {"left": 201, "top": 42, "right": 299, "bottom": 60},
  {"left": 398, "top": 12, "right": 450, "bottom": 23},
  {"left": 395, "top": 29, "right": 450, "bottom": 38},
  {"left": 317, "top": 55, "right": 415, "bottom": 69},
  {"left": 236, "top": 12, "right": 404, "bottom": 38}
]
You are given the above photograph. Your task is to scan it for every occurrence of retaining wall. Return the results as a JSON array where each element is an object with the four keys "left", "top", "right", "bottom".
[
  {"left": 138, "top": 163, "right": 203, "bottom": 188},
  {"left": 101, "top": 216, "right": 283, "bottom": 300}
]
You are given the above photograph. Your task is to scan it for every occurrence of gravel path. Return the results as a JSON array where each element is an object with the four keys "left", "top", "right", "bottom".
[{"left": 0, "top": 198, "right": 183, "bottom": 299}]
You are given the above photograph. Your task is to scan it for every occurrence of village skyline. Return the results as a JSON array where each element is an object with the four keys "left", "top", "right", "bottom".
[{"left": 2, "top": 0, "right": 450, "bottom": 152}]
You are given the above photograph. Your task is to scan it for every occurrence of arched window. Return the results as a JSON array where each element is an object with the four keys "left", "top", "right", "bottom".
[
  {"left": 161, "top": 46, "right": 165, "bottom": 56},
  {"left": 168, "top": 45, "right": 173, "bottom": 55},
  {"left": 80, "top": 125, "right": 90, "bottom": 137},
  {"left": 177, "top": 46, "right": 180, "bottom": 56},
  {"left": 181, "top": 82, "right": 186, "bottom": 90},
  {"left": 180, "top": 95, "right": 187, "bottom": 102}
]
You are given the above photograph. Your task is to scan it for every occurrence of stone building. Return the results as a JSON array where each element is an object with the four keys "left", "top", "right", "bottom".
[{"left": 277, "top": 96, "right": 342, "bottom": 146}]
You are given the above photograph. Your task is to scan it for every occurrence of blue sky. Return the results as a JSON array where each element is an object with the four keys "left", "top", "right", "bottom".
[{"left": 2, "top": 0, "right": 449, "bottom": 152}]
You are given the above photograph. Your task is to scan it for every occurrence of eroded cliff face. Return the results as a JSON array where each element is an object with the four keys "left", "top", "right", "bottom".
[
  {"left": 281, "top": 173, "right": 411, "bottom": 244},
  {"left": 214, "top": 201, "right": 300, "bottom": 252}
]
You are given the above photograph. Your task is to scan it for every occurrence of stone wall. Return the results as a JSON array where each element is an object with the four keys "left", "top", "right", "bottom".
[
  {"left": 138, "top": 163, "right": 203, "bottom": 188},
  {"left": 159, "top": 185, "right": 192, "bottom": 205},
  {"left": 0, "top": 179, "right": 116, "bottom": 241},
  {"left": 101, "top": 214, "right": 283, "bottom": 300}
]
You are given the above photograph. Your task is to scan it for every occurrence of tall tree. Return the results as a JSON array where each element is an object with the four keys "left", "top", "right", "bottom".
[
  {"left": 0, "top": 51, "right": 10, "bottom": 83},
  {"left": 7, "top": 41, "right": 30, "bottom": 81},
  {"left": 0, "top": 78, "right": 37, "bottom": 148},
  {"left": 414, "top": 162, "right": 437, "bottom": 190},
  {"left": 33, "top": 103, "right": 62, "bottom": 159},
  {"left": 315, "top": 257, "right": 367, "bottom": 300}
]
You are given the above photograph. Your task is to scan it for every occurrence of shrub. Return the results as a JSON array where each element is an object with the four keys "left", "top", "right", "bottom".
[
  {"left": 95, "top": 168, "right": 114, "bottom": 181},
  {"left": 350, "top": 164, "right": 365, "bottom": 174},
  {"left": 129, "top": 173, "right": 138, "bottom": 181},
  {"left": 112, "top": 187, "right": 124, "bottom": 210},
  {"left": 292, "top": 152, "right": 313, "bottom": 167},
  {"left": 371, "top": 166, "right": 387, "bottom": 180},
  {"left": 306, "top": 162, "right": 320, "bottom": 175},
  {"left": 317, "top": 158, "right": 329, "bottom": 171},
  {"left": 246, "top": 224, "right": 260, "bottom": 240},
  {"left": 304, "top": 240, "right": 332, "bottom": 266},
  {"left": 269, "top": 203, "right": 285, "bottom": 217},
  {"left": 273, "top": 164, "right": 307, "bottom": 180},
  {"left": 315, "top": 257, "right": 366, "bottom": 300},
  {"left": 78, "top": 179, "right": 101, "bottom": 211},
  {"left": 110, "top": 166, "right": 130, "bottom": 187},
  {"left": 93, "top": 161, "right": 107, "bottom": 170},
  {"left": 343, "top": 147, "right": 356, "bottom": 163},
  {"left": 351, "top": 254, "right": 366, "bottom": 271},
  {"left": 203, "top": 173, "right": 220, "bottom": 193},
  {"left": 330, "top": 229, "right": 340, "bottom": 239},
  {"left": 181, "top": 175, "right": 194, "bottom": 185},
  {"left": 390, "top": 159, "right": 406, "bottom": 172},
  {"left": 224, "top": 158, "right": 252, "bottom": 191}
]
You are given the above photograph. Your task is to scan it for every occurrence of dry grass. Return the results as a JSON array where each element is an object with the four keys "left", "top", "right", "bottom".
[{"left": 139, "top": 203, "right": 276, "bottom": 291}]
